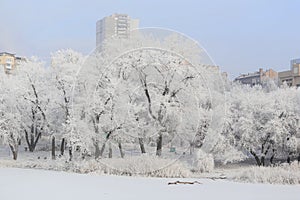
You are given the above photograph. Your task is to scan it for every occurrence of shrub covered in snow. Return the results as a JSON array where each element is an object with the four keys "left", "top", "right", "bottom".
[
  {"left": 0, "top": 156, "right": 191, "bottom": 178},
  {"left": 0, "top": 159, "right": 97, "bottom": 174},
  {"left": 228, "top": 161, "right": 300, "bottom": 184},
  {"left": 97, "top": 155, "right": 191, "bottom": 177},
  {"left": 192, "top": 149, "right": 214, "bottom": 173}
]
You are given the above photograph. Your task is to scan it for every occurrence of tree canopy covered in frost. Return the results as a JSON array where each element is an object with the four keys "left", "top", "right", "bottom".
[
  {"left": 223, "top": 83, "right": 300, "bottom": 166},
  {"left": 0, "top": 31, "right": 299, "bottom": 176}
]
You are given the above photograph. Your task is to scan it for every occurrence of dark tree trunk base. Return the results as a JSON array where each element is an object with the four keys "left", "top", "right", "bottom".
[
  {"left": 94, "top": 141, "right": 100, "bottom": 160},
  {"left": 60, "top": 138, "right": 65, "bottom": 156},
  {"left": 100, "top": 142, "right": 106, "bottom": 158},
  {"left": 69, "top": 147, "right": 73, "bottom": 161},
  {"left": 156, "top": 134, "right": 163, "bottom": 156},
  {"left": 250, "top": 150, "right": 261, "bottom": 166},
  {"left": 139, "top": 138, "right": 146, "bottom": 154},
  {"left": 118, "top": 142, "right": 124, "bottom": 158},
  {"left": 108, "top": 143, "right": 112, "bottom": 158},
  {"left": 9, "top": 145, "right": 18, "bottom": 160},
  {"left": 52, "top": 136, "right": 56, "bottom": 160}
]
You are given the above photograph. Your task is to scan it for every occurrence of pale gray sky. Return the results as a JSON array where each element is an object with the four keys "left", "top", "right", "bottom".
[{"left": 1, "top": 0, "right": 299, "bottom": 78}]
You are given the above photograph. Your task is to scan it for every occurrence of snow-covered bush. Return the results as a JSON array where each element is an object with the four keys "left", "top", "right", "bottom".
[
  {"left": 228, "top": 161, "right": 300, "bottom": 184},
  {"left": 0, "top": 156, "right": 191, "bottom": 178},
  {"left": 192, "top": 149, "right": 214, "bottom": 173},
  {"left": 97, "top": 155, "right": 191, "bottom": 177}
]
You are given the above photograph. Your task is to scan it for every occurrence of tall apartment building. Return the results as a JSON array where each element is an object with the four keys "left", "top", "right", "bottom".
[
  {"left": 96, "top": 14, "right": 139, "bottom": 48},
  {"left": 278, "top": 59, "right": 300, "bottom": 87},
  {"left": 0, "top": 52, "right": 26, "bottom": 74},
  {"left": 234, "top": 68, "right": 278, "bottom": 86}
]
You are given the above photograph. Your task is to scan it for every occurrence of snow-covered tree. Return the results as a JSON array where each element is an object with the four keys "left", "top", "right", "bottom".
[
  {"left": 224, "top": 83, "right": 300, "bottom": 166},
  {"left": 13, "top": 58, "right": 51, "bottom": 152},
  {"left": 0, "top": 74, "right": 22, "bottom": 160},
  {"left": 50, "top": 49, "right": 83, "bottom": 156},
  {"left": 81, "top": 42, "right": 216, "bottom": 159}
]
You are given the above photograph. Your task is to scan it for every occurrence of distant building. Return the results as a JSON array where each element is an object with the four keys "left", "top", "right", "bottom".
[
  {"left": 278, "top": 59, "right": 300, "bottom": 87},
  {"left": 0, "top": 52, "right": 26, "bottom": 74},
  {"left": 96, "top": 13, "right": 139, "bottom": 48},
  {"left": 234, "top": 68, "right": 278, "bottom": 86}
]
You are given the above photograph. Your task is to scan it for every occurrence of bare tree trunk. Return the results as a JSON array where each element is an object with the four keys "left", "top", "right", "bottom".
[
  {"left": 51, "top": 136, "right": 56, "bottom": 160},
  {"left": 9, "top": 144, "right": 18, "bottom": 160},
  {"left": 262, "top": 145, "right": 270, "bottom": 166},
  {"left": 270, "top": 154, "right": 275, "bottom": 165},
  {"left": 12, "top": 151, "right": 18, "bottom": 160},
  {"left": 60, "top": 138, "right": 65, "bottom": 155},
  {"left": 261, "top": 156, "right": 265, "bottom": 166},
  {"left": 250, "top": 150, "right": 261, "bottom": 166},
  {"left": 94, "top": 141, "right": 100, "bottom": 159},
  {"left": 189, "top": 142, "right": 194, "bottom": 155},
  {"left": 138, "top": 138, "right": 146, "bottom": 154},
  {"left": 287, "top": 152, "right": 292, "bottom": 164},
  {"left": 118, "top": 142, "right": 124, "bottom": 158},
  {"left": 156, "top": 133, "right": 163, "bottom": 156},
  {"left": 99, "top": 130, "right": 114, "bottom": 158},
  {"left": 25, "top": 129, "right": 41, "bottom": 152},
  {"left": 287, "top": 156, "right": 291, "bottom": 164},
  {"left": 108, "top": 143, "right": 112, "bottom": 158},
  {"left": 69, "top": 146, "right": 73, "bottom": 161},
  {"left": 269, "top": 149, "right": 275, "bottom": 166},
  {"left": 100, "top": 142, "right": 106, "bottom": 157}
]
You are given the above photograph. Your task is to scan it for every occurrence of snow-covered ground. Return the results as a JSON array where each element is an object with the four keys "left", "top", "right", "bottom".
[{"left": 0, "top": 168, "right": 299, "bottom": 200}]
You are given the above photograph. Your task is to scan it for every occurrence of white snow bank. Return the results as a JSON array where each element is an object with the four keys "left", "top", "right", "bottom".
[
  {"left": 0, "top": 168, "right": 299, "bottom": 200},
  {"left": 228, "top": 161, "right": 300, "bottom": 184}
]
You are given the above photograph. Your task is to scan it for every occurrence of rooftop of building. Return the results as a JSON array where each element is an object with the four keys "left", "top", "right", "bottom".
[
  {"left": 278, "top": 70, "right": 292, "bottom": 77},
  {"left": 235, "top": 71, "right": 261, "bottom": 80},
  {"left": 291, "top": 58, "right": 300, "bottom": 65},
  {"left": 0, "top": 52, "right": 16, "bottom": 56},
  {"left": 235, "top": 68, "right": 277, "bottom": 80},
  {"left": 97, "top": 13, "right": 139, "bottom": 23}
]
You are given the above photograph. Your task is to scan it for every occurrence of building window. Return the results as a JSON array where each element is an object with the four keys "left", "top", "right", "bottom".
[
  {"left": 294, "top": 67, "right": 299, "bottom": 74},
  {"left": 6, "top": 63, "right": 12, "bottom": 69}
]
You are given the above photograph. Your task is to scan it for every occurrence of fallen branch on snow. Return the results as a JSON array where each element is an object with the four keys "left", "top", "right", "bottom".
[{"left": 168, "top": 181, "right": 202, "bottom": 185}]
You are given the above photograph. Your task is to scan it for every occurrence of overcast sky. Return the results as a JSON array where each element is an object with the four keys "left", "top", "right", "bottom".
[{"left": 1, "top": 0, "right": 299, "bottom": 78}]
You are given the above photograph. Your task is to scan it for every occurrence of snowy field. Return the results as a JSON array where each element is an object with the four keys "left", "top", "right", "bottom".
[{"left": 0, "top": 168, "right": 299, "bottom": 200}]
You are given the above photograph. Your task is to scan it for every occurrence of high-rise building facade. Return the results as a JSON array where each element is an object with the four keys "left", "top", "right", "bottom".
[{"left": 96, "top": 14, "right": 139, "bottom": 48}]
